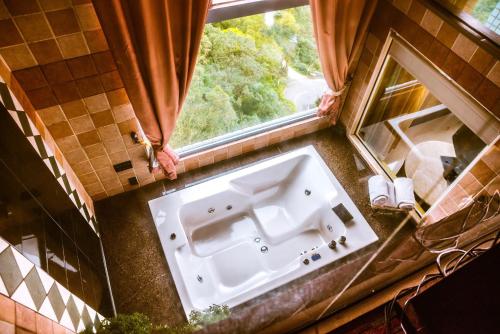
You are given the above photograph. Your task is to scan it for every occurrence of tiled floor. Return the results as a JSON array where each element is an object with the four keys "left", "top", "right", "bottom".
[{"left": 95, "top": 127, "right": 423, "bottom": 333}]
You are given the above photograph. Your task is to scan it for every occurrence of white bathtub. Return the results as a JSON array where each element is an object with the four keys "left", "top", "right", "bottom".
[{"left": 149, "top": 146, "right": 378, "bottom": 316}]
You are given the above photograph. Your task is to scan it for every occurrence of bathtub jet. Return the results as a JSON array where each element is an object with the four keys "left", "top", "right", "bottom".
[{"left": 149, "top": 146, "right": 378, "bottom": 317}]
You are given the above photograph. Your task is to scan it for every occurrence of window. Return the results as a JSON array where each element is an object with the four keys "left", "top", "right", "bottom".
[
  {"left": 433, "top": 0, "right": 500, "bottom": 45},
  {"left": 353, "top": 34, "right": 499, "bottom": 214},
  {"left": 170, "top": 3, "right": 326, "bottom": 150}
]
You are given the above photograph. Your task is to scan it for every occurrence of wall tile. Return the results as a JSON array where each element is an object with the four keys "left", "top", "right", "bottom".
[
  {"left": 89, "top": 155, "right": 111, "bottom": 170},
  {"left": 48, "top": 121, "right": 73, "bottom": 139},
  {"left": 407, "top": 0, "right": 426, "bottom": 23},
  {"left": 68, "top": 114, "right": 94, "bottom": 134},
  {"left": 107, "top": 88, "right": 129, "bottom": 106},
  {"left": 61, "top": 100, "right": 87, "bottom": 118},
  {"left": 456, "top": 64, "right": 483, "bottom": 94},
  {"left": 83, "top": 142, "right": 106, "bottom": 159},
  {"left": 65, "top": 147, "right": 87, "bottom": 165},
  {"left": 90, "top": 109, "right": 114, "bottom": 127},
  {"left": 451, "top": 33, "right": 478, "bottom": 62},
  {"left": 469, "top": 47, "right": 495, "bottom": 75},
  {"left": 56, "top": 33, "right": 89, "bottom": 58},
  {"left": 38, "top": 106, "right": 66, "bottom": 126},
  {"left": 41, "top": 61, "right": 73, "bottom": 84},
  {"left": 97, "top": 124, "right": 120, "bottom": 141},
  {"left": 13, "top": 67, "right": 48, "bottom": 91},
  {"left": 392, "top": 0, "right": 412, "bottom": 14},
  {"left": 76, "top": 75, "right": 103, "bottom": 97},
  {"left": 28, "top": 40, "right": 63, "bottom": 65},
  {"left": 424, "top": 39, "right": 449, "bottom": 68},
  {"left": 470, "top": 159, "right": 495, "bottom": 187},
  {"left": 99, "top": 70, "right": 123, "bottom": 91},
  {"left": 486, "top": 61, "right": 499, "bottom": 87},
  {"left": 3, "top": 0, "right": 40, "bottom": 15},
  {"left": 35, "top": 313, "right": 53, "bottom": 334},
  {"left": 112, "top": 104, "right": 134, "bottom": 122},
  {"left": 79, "top": 171, "right": 99, "bottom": 185},
  {"left": 54, "top": 135, "right": 80, "bottom": 153},
  {"left": 83, "top": 93, "right": 109, "bottom": 113},
  {"left": 0, "top": 45, "right": 37, "bottom": 71},
  {"left": 83, "top": 29, "right": 108, "bottom": 53},
  {"left": 435, "top": 21, "right": 458, "bottom": 49},
  {"left": 108, "top": 150, "right": 129, "bottom": 164},
  {"left": 0, "top": 0, "right": 8, "bottom": 19},
  {"left": 15, "top": 303, "right": 36, "bottom": 332},
  {"left": 26, "top": 87, "right": 57, "bottom": 109},
  {"left": 103, "top": 137, "right": 126, "bottom": 154},
  {"left": 46, "top": 8, "right": 80, "bottom": 36},
  {"left": 14, "top": 14, "right": 52, "bottom": 42},
  {"left": 474, "top": 78, "right": 499, "bottom": 111},
  {"left": 0, "top": 19, "right": 23, "bottom": 47},
  {"left": 442, "top": 51, "right": 467, "bottom": 80},
  {"left": 39, "top": 0, "right": 72, "bottom": 11},
  {"left": 66, "top": 55, "right": 96, "bottom": 79},
  {"left": 71, "top": 160, "right": 93, "bottom": 175},
  {"left": 95, "top": 166, "right": 116, "bottom": 180},
  {"left": 77, "top": 129, "right": 100, "bottom": 146},
  {"left": 74, "top": 4, "right": 100, "bottom": 31},
  {"left": 52, "top": 81, "right": 80, "bottom": 103},
  {"left": 117, "top": 118, "right": 139, "bottom": 135},
  {"left": 420, "top": 9, "right": 442, "bottom": 36},
  {"left": 0, "top": 321, "right": 14, "bottom": 334},
  {"left": 92, "top": 51, "right": 116, "bottom": 73},
  {"left": 0, "top": 293, "right": 15, "bottom": 323}
]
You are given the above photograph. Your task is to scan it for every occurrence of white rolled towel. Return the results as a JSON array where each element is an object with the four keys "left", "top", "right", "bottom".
[
  {"left": 394, "top": 177, "right": 416, "bottom": 210},
  {"left": 368, "top": 175, "right": 390, "bottom": 207}
]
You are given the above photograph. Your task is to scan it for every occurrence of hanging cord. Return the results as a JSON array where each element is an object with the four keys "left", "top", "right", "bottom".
[
  {"left": 414, "top": 191, "right": 499, "bottom": 253},
  {"left": 384, "top": 227, "right": 500, "bottom": 334}
]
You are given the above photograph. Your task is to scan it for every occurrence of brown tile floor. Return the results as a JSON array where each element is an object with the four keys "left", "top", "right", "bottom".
[{"left": 95, "top": 127, "right": 417, "bottom": 332}]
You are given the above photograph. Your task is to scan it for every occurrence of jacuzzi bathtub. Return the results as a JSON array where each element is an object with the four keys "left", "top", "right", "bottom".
[{"left": 149, "top": 146, "right": 378, "bottom": 316}]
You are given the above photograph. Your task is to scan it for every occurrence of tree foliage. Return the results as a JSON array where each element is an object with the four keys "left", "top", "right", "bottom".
[{"left": 170, "top": 6, "right": 320, "bottom": 148}]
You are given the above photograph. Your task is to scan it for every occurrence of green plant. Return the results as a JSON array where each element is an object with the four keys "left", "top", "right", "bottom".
[{"left": 80, "top": 305, "right": 230, "bottom": 334}]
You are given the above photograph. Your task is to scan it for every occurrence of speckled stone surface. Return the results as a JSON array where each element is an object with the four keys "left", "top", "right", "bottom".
[{"left": 95, "top": 127, "right": 418, "bottom": 332}]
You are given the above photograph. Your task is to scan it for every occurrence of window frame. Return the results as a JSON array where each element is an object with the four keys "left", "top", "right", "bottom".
[
  {"left": 175, "top": 0, "right": 322, "bottom": 157},
  {"left": 424, "top": 0, "right": 500, "bottom": 58},
  {"left": 347, "top": 30, "right": 499, "bottom": 220}
]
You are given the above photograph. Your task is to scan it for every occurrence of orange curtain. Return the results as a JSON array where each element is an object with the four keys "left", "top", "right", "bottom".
[
  {"left": 92, "top": 0, "right": 211, "bottom": 179},
  {"left": 310, "top": 0, "right": 377, "bottom": 123}
]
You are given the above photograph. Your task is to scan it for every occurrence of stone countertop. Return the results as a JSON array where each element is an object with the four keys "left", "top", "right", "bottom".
[{"left": 95, "top": 127, "right": 414, "bottom": 332}]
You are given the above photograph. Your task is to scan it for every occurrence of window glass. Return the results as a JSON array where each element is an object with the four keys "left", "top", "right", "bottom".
[
  {"left": 358, "top": 56, "right": 487, "bottom": 211},
  {"left": 170, "top": 5, "right": 327, "bottom": 148}
]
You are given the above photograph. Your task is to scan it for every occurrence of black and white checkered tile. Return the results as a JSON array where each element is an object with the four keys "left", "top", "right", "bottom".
[
  {"left": 0, "top": 237, "right": 103, "bottom": 332},
  {"left": 0, "top": 79, "right": 99, "bottom": 235}
]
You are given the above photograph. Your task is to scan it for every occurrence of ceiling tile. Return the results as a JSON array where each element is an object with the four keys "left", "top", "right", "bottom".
[{"left": 3, "top": 0, "right": 40, "bottom": 15}]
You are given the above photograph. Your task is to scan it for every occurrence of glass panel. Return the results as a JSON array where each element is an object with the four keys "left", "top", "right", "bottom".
[
  {"left": 44, "top": 218, "right": 69, "bottom": 288},
  {"left": 170, "top": 5, "right": 326, "bottom": 148},
  {"left": 443, "top": 0, "right": 500, "bottom": 35},
  {"left": 357, "top": 56, "right": 487, "bottom": 211}
]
